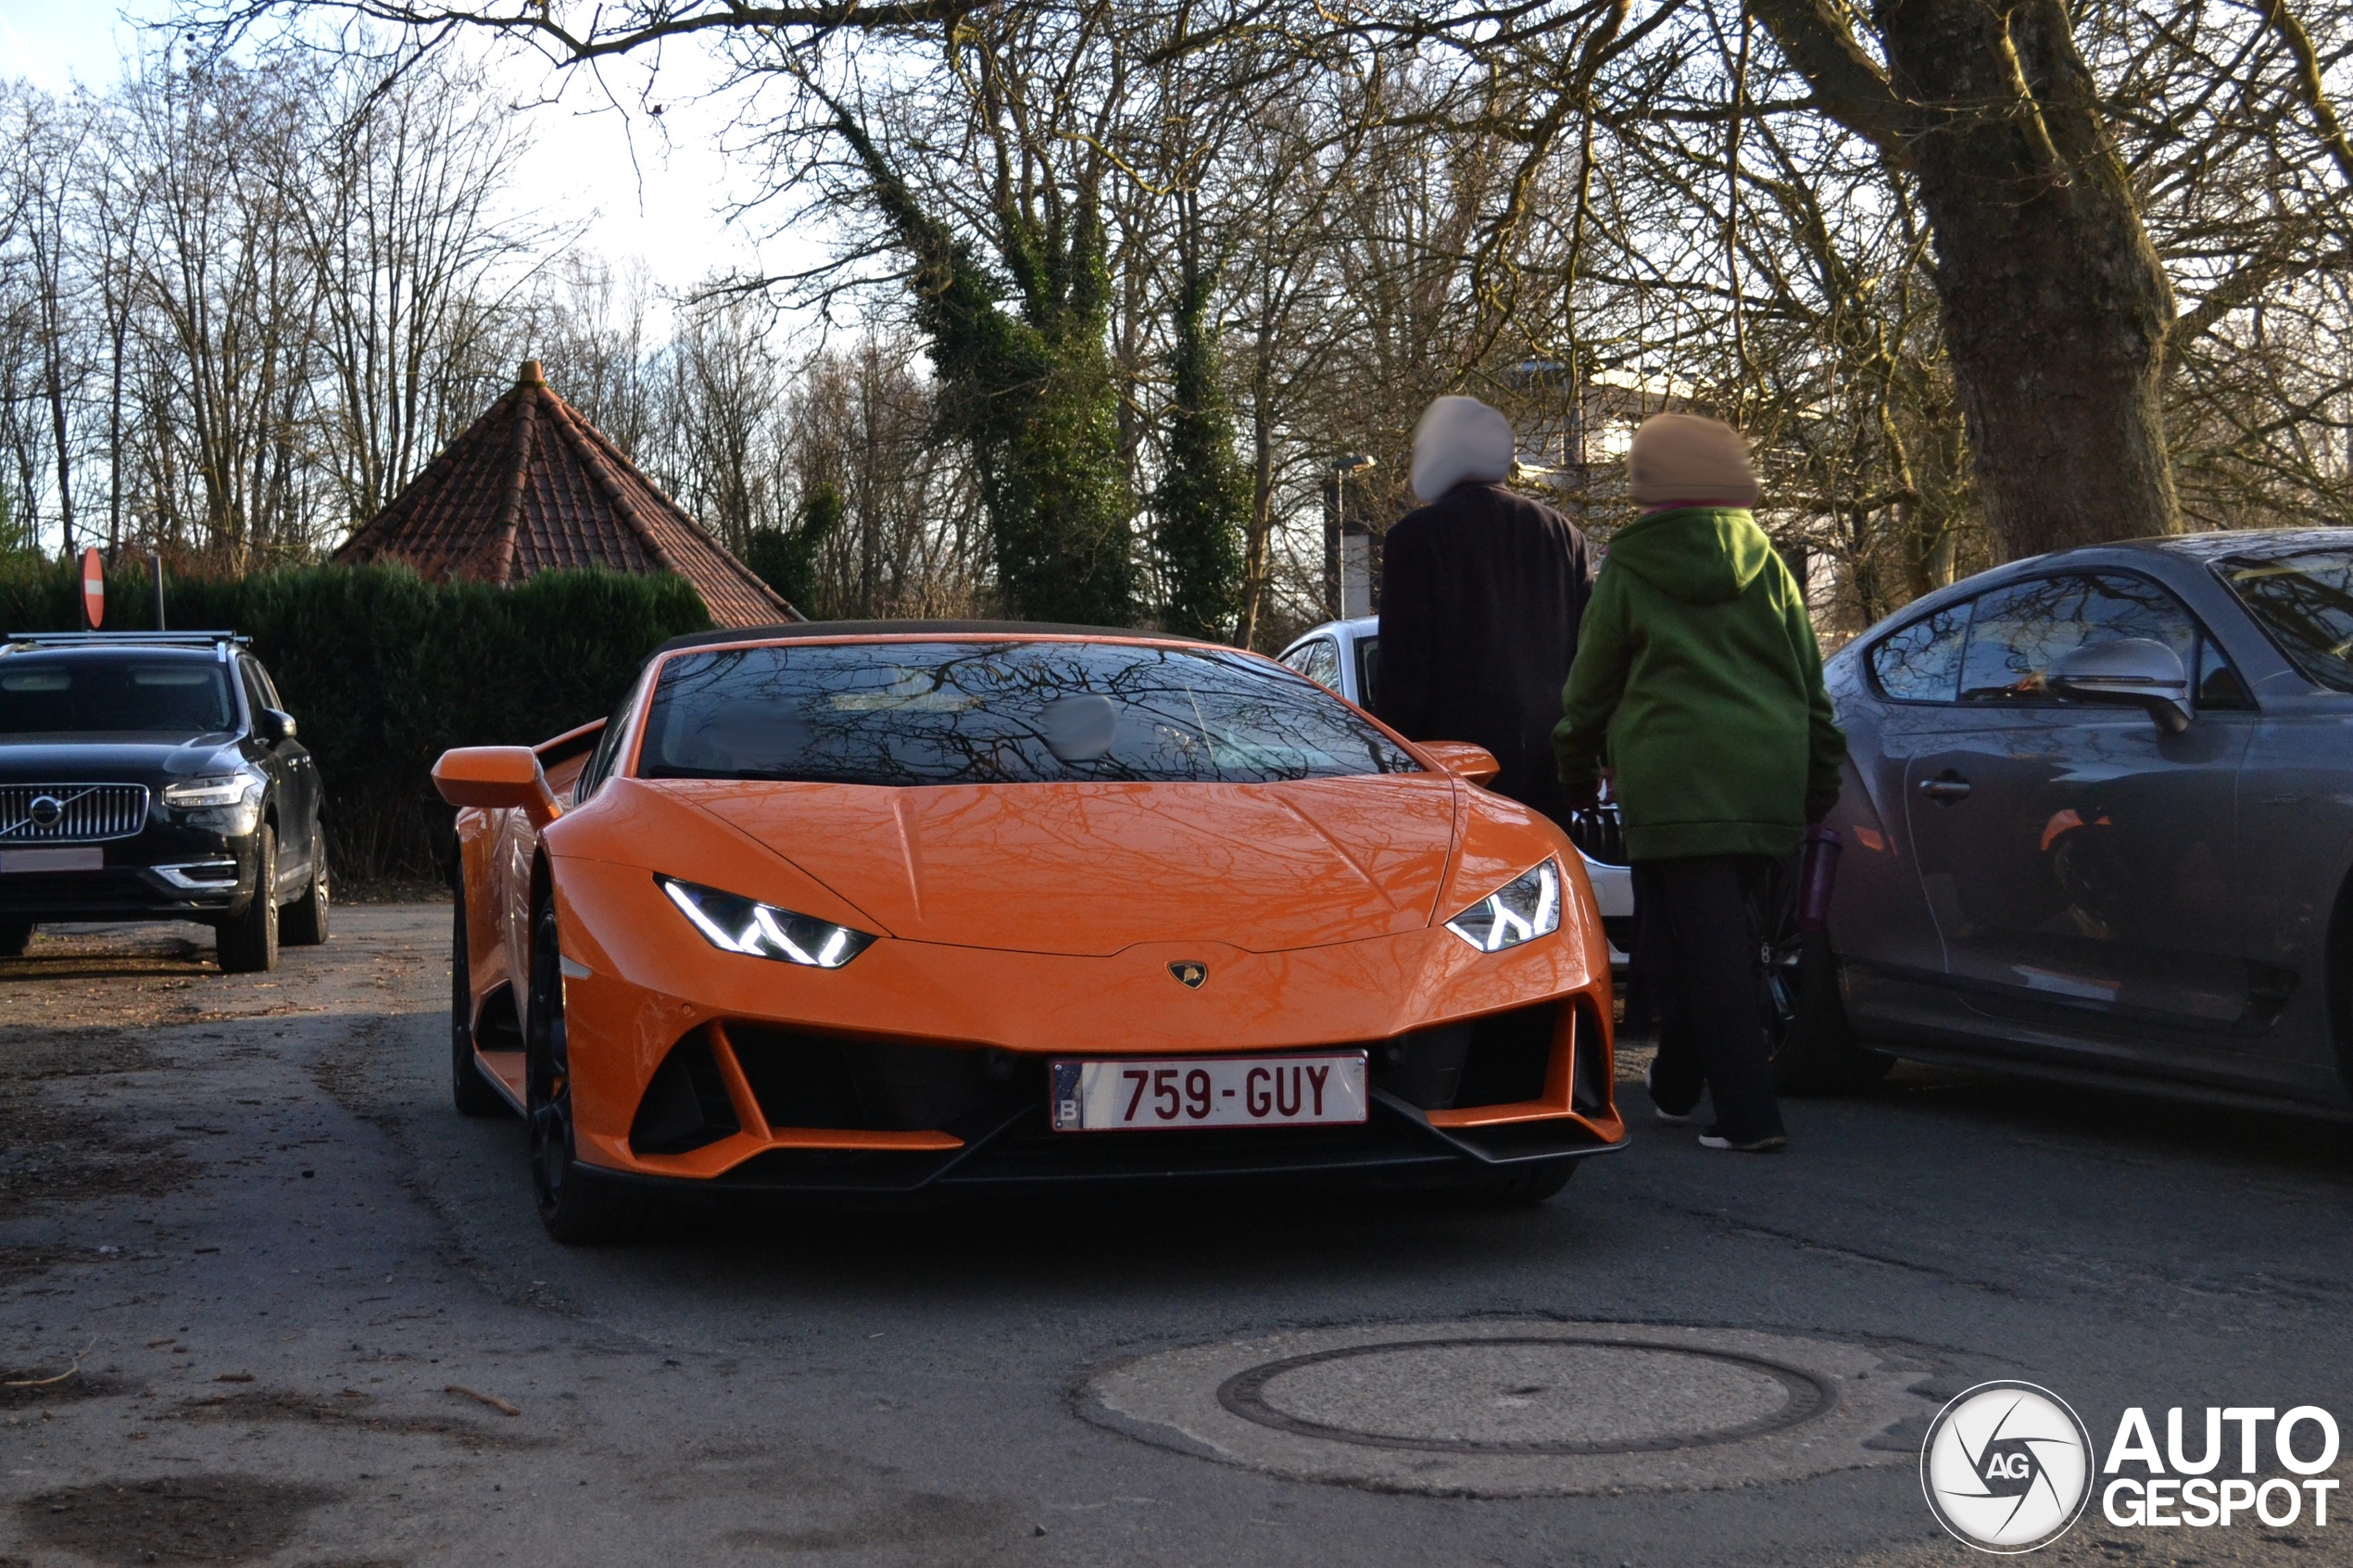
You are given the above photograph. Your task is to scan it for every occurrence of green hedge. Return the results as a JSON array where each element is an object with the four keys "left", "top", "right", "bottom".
[{"left": 2, "top": 562, "right": 711, "bottom": 881}]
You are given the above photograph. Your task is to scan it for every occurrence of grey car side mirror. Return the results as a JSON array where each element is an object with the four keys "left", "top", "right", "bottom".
[
  {"left": 2047, "top": 638, "right": 2192, "bottom": 735},
  {"left": 258, "top": 708, "right": 298, "bottom": 743}
]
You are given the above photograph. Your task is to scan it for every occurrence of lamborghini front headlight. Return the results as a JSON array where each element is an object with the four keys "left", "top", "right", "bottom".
[
  {"left": 1444, "top": 859, "right": 1562, "bottom": 953},
  {"left": 657, "top": 876, "right": 877, "bottom": 969}
]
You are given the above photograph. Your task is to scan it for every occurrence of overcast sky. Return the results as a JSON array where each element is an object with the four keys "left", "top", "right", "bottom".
[{"left": 0, "top": 1, "right": 802, "bottom": 329}]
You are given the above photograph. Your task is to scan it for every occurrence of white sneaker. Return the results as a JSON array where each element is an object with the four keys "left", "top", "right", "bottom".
[
  {"left": 1698, "top": 1124, "right": 1789, "bottom": 1153},
  {"left": 1644, "top": 1061, "right": 1696, "bottom": 1124}
]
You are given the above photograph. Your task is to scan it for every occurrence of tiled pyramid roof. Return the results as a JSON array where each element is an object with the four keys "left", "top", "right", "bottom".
[{"left": 335, "top": 362, "right": 799, "bottom": 628}]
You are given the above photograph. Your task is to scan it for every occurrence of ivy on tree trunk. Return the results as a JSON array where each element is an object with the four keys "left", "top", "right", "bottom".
[
  {"left": 744, "top": 479, "right": 839, "bottom": 616},
  {"left": 1155, "top": 230, "right": 1249, "bottom": 642},
  {"left": 827, "top": 104, "right": 1133, "bottom": 627}
]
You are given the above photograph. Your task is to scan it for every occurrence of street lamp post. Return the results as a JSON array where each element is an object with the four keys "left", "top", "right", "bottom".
[{"left": 1324, "top": 453, "right": 1377, "bottom": 621}]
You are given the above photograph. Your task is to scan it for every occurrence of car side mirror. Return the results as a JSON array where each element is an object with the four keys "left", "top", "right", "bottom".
[
  {"left": 1418, "top": 741, "right": 1502, "bottom": 786},
  {"left": 258, "top": 708, "right": 297, "bottom": 743},
  {"left": 2048, "top": 638, "right": 2192, "bottom": 736},
  {"left": 434, "top": 746, "right": 562, "bottom": 828}
]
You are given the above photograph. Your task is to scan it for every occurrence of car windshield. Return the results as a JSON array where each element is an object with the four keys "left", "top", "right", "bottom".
[
  {"left": 0, "top": 655, "right": 239, "bottom": 736},
  {"left": 2217, "top": 549, "right": 2353, "bottom": 693},
  {"left": 637, "top": 640, "right": 1420, "bottom": 785}
]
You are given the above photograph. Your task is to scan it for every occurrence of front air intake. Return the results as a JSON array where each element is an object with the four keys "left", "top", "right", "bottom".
[
  {"left": 1455, "top": 1001, "right": 1557, "bottom": 1107},
  {"left": 725, "top": 1026, "right": 1002, "bottom": 1132},
  {"left": 1570, "top": 996, "right": 1611, "bottom": 1115},
  {"left": 630, "top": 1032, "right": 741, "bottom": 1155}
]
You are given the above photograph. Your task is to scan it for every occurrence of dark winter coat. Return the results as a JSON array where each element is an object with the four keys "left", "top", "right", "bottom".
[{"left": 1374, "top": 481, "right": 1594, "bottom": 826}]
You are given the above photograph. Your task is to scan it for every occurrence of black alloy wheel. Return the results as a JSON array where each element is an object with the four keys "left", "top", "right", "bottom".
[
  {"left": 524, "top": 894, "right": 642, "bottom": 1243},
  {"left": 449, "top": 888, "right": 507, "bottom": 1118},
  {"left": 216, "top": 823, "right": 280, "bottom": 973},
  {"left": 0, "top": 921, "right": 31, "bottom": 959},
  {"left": 1751, "top": 853, "right": 1892, "bottom": 1095},
  {"left": 283, "top": 824, "right": 331, "bottom": 946}
]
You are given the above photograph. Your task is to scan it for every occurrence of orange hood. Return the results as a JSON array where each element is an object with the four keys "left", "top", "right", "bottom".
[{"left": 660, "top": 774, "right": 1462, "bottom": 957}]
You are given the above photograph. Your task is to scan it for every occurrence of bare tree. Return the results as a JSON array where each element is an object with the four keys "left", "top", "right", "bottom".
[{"left": 299, "top": 56, "right": 533, "bottom": 527}]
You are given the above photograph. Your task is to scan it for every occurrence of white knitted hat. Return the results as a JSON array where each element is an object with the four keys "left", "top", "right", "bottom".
[{"left": 1409, "top": 395, "right": 1516, "bottom": 503}]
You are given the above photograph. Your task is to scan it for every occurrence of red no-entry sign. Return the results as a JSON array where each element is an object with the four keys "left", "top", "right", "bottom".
[{"left": 80, "top": 546, "right": 104, "bottom": 630}]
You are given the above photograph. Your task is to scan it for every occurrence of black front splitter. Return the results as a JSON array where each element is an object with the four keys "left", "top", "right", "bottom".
[{"left": 577, "top": 1091, "right": 1627, "bottom": 1208}]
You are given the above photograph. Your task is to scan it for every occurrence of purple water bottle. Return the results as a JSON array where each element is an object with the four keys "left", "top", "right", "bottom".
[{"left": 1796, "top": 824, "right": 1842, "bottom": 933}]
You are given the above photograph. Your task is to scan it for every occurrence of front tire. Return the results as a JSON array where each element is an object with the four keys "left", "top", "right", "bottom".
[
  {"left": 216, "top": 825, "right": 280, "bottom": 973},
  {"left": 449, "top": 890, "right": 507, "bottom": 1118},
  {"left": 282, "top": 825, "right": 330, "bottom": 946},
  {"left": 525, "top": 893, "right": 642, "bottom": 1244}
]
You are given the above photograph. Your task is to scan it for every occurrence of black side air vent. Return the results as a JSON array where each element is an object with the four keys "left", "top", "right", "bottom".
[
  {"left": 1570, "top": 997, "right": 1611, "bottom": 1115},
  {"left": 472, "top": 985, "right": 523, "bottom": 1051},
  {"left": 630, "top": 1032, "right": 742, "bottom": 1155}
]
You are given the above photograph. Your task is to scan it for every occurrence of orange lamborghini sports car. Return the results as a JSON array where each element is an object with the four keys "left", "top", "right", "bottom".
[{"left": 434, "top": 622, "right": 1624, "bottom": 1241}]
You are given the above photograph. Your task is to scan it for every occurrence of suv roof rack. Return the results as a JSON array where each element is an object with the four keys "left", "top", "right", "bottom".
[{"left": 4, "top": 631, "right": 247, "bottom": 652}]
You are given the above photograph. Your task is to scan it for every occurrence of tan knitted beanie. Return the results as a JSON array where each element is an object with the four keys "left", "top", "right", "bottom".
[{"left": 1627, "top": 412, "right": 1759, "bottom": 508}]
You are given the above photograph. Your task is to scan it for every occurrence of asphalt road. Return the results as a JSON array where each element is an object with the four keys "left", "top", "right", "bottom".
[{"left": 1, "top": 902, "right": 2347, "bottom": 1567}]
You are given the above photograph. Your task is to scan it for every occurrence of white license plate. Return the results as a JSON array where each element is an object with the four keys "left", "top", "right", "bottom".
[
  {"left": 0, "top": 847, "right": 103, "bottom": 873},
  {"left": 1051, "top": 1053, "right": 1368, "bottom": 1133}
]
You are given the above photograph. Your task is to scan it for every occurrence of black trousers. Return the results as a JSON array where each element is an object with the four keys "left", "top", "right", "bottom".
[{"left": 1631, "top": 856, "right": 1785, "bottom": 1143}]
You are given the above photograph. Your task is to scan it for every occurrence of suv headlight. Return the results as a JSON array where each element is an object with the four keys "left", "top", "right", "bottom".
[
  {"left": 658, "top": 876, "right": 877, "bottom": 969},
  {"left": 1444, "top": 859, "right": 1562, "bottom": 953},
  {"left": 162, "top": 774, "right": 263, "bottom": 808}
]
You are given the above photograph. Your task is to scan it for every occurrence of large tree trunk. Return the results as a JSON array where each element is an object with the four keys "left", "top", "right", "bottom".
[{"left": 1753, "top": 0, "right": 2180, "bottom": 559}]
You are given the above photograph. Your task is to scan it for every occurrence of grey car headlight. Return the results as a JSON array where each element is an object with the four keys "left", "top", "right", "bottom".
[
  {"left": 1444, "top": 859, "right": 1563, "bottom": 953},
  {"left": 162, "top": 774, "right": 263, "bottom": 809},
  {"left": 658, "top": 876, "right": 877, "bottom": 969}
]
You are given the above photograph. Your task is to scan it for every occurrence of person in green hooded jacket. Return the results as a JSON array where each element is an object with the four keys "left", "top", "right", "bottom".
[{"left": 1554, "top": 413, "right": 1845, "bottom": 1152}]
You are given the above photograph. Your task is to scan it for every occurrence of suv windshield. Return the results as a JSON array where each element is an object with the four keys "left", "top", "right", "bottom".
[
  {"left": 638, "top": 640, "right": 1419, "bottom": 786},
  {"left": 2217, "top": 549, "right": 2353, "bottom": 693},
  {"left": 0, "top": 655, "right": 239, "bottom": 736}
]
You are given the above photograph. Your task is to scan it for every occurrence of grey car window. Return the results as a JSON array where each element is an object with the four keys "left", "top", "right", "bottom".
[
  {"left": 638, "top": 640, "right": 1416, "bottom": 785},
  {"left": 242, "top": 659, "right": 283, "bottom": 711},
  {"left": 576, "top": 680, "right": 647, "bottom": 802},
  {"left": 1292, "top": 638, "right": 1342, "bottom": 691},
  {"left": 2216, "top": 549, "right": 2353, "bottom": 694},
  {"left": 2196, "top": 640, "right": 2255, "bottom": 709},
  {"left": 238, "top": 659, "right": 272, "bottom": 725},
  {"left": 1869, "top": 606, "right": 1971, "bottom": 702},
  {"left": 1958, "top": 574, "right": 2200, "bottom": 705}
]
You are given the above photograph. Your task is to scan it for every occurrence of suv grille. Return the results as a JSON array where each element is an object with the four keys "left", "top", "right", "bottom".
[{"left": 0, "top": 784, "right": 151, "bottom": 843}]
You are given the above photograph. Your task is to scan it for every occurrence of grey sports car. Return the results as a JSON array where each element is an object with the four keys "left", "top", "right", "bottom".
[{"left": 1808, "top": 527, "right": 2353, "bottom": 1116}]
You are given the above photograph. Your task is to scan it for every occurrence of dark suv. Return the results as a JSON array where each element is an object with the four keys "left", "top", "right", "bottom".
[{"left": 0, "top": 632, "right": 327, "bottom": 972}]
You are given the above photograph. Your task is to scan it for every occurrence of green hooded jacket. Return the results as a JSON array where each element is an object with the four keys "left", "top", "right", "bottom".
[{"left": 1552, "top": 506, "right": 1845, "bottom": 861}]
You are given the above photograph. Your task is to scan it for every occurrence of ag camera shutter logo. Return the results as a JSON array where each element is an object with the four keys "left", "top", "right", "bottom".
[{"left": 1921, "top": 1381, "right": 2095, "bottom": 1553}]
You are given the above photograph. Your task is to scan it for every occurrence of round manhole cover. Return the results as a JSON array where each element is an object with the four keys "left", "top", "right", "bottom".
[
  {"left": 1085, "top": 1320, "right": 1944, "bottom": 1498},
  {"left": 1220, "top": 1337, "right": 1831, "bottom": 1454}
]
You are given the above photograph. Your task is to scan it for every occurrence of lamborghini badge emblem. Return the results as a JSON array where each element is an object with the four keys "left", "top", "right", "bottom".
[{"left": 1168, "top": 961, "right": 1207, "bottom": 989}]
